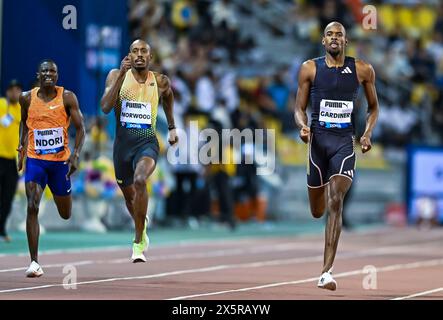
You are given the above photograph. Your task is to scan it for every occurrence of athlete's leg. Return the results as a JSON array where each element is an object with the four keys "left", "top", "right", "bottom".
[
  {"left": 307, "top": 132, "right": 328, "bottom": 218},
  {"left": 48, "top": 161, "right": 72, "bottom": 220},
  {"left": 53, "top": 195, "right": 72, "bottom": 220},
  {"left": 113, "top": 143, "right": 137, "bottom": 220},
  {"left": 308, "top": 186, "right": 327, "bottom": 218},
  {"left": 119, "top": 184, "right": 136, "bottom": 219},
  {"left": 25, "top": 182, "right": 45, "bottom": 263},
  {"left": 132, "top": 157, "right": 156, "bottom": 243},
  {"left": 322, "top": 175, "right": 352, "bottom": 273}
]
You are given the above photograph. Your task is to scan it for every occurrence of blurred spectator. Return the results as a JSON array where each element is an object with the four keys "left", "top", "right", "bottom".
[
  {"left": 217, "top": 67, "right": 239, "bottom": 112},
  {"left": 196, "top": 69, "right": 217, "bottom": 113},
  {"left": 377, "top": 97, "right": 420, "bottom": 147},
  {"left": 410, "top": 40, "right": 436, "bottom": 83},
  {"left": 129, "top": 0, "right": 164, "bottom": 40},
  {"left": 267, "top": 71, "right": 291, "bottom": 112},
  {"left": 0, "top": 80, "right": 22, "bottom": 241},
  {"left": 211, "top": 98, "right": 232, "bottom": 129},
  {"left": 170, "top": 115, "right": 205, "bottom": 227},
  {"left": 207, "top": 119, "right": 236, "bottom": 230},
  {"left": 426, "top": 32, "right": 443, "bottom": 64},
  {"left": 381, "top": 45, "right": 414, "bottom": 83},
  {"left": 210, "top": 0, "right": 238, "bottom": 30},
  {"left": 89, "top": 116, "right": 109, "bottom": 158}
]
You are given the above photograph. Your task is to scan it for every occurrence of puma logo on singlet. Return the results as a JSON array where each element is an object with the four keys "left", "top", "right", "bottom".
[
  {"left": 36, "top": 129, "right": 58, "bottom": 136},
  {"left": 324, "top": 101, "right": 348, "bottom": 109},
  {"left": 126, "top": 102, "right": 147, "bottom": 109}
]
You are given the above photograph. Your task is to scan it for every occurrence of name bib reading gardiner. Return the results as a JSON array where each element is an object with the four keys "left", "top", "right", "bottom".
[
  {"left": 34, "top": 127, "right": 64, "bottom": 155},
  {"left": 319, "top": 99, "right": 353, "bottom": 129},
  {"left": 120, "top": 100, "right": 152, "bottom": 129}
]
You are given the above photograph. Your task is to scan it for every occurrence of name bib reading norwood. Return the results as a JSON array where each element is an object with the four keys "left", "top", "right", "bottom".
[
  {"left": 319, "top": 99, "right": 353, "bottom": 124},
  {"left": 34, "top": 127, "right": 64, "bottom": 155},
  {"left": 120, "top": 100, "right": 152, "bottom": 129}
]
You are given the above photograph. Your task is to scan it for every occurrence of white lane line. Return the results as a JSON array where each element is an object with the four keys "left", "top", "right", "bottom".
[
  {"left": 1, "top": 239, "right": 441, "bottom": 274},
  {"left": 0, "top": 225, "right": 407, "bottom": 259},
  {"left": 0, "top": 242, "right": 320, "bottom": 273},
  {"left": 0, "top": 237, "right": 270, "bottom": 258},
  {"left": 392, "top": 288, "right": 443, "bottom": 300},
  {"left": 0, "top": 245, "right": 128, "bottom": 258},
  {"left": 167, "top": 258, "right": 443, "bottom": 300},
  {"left": 0, "top": 261, "right": 94, "bottom": 273},
  {"left": 1, "top": 242, "right": 442, "bottom": 295}
]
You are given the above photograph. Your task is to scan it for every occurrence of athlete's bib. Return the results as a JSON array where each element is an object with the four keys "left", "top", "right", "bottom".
[
  {"left": 120, "top": 100, "right": 152, "bottom": 129},
  {"left": 319, "top": 99, "right": 353, "bottom": 129},
  {"left": 33, "top": 127, "right": 64, "bottom": 155}
]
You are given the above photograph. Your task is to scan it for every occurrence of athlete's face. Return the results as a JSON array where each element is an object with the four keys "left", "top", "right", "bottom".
[
  {"left": 129, "top": 42, "right": 151, "bottom": 71},
  {"left": 323, "top": 25, "right": 347, "bottom": 57},
  {"left": 38, "top": 62, "right": 58, "bottom": 88}
]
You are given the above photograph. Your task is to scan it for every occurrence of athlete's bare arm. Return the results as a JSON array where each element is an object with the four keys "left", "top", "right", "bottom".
[
  {"left": 17, "top": 91, "right": 31, "bottom": 171},
  {"left": 100, "top": 56, "right": 131, "bottom": 114},
  {"left": 356, "top": 60, "right": 379, "bottom": 153},
  {"left": 294, "top": 60, "right": 316, "bottom": 144},
  {"left": 155, "top": 72, "right": 178, "bottom": 146},
  {"left": 64, "top": 90, "right": 86, "bottom": 177}
]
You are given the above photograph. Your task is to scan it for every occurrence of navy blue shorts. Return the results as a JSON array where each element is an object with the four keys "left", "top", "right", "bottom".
[
  {"left": 307, "top": 131, "right": 355, "bottom": 188},
  {"left": 25, "top": 158, "right": 72, "bottom": 196}
]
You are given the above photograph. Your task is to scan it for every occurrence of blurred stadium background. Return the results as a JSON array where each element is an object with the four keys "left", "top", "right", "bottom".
[{"left": 1, "top": 0, "right": 442, "bottom": 241}]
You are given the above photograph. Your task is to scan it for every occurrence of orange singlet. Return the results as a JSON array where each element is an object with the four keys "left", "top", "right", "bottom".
[{"left": 26, "top": 86, "right": 70, "bottom": 161}]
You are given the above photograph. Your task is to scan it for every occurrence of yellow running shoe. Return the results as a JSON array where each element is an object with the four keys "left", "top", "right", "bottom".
[{"left": 141, "top": 216, "right": 149, "bottom": 251}]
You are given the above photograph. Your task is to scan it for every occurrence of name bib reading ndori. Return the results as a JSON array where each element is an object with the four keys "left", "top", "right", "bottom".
[
  {"left": 319, "top": 99, "right": 353, "bottom": 128},
  {"left": 34, "top": 127, "right": 64, "bottom": 155},
  {"left": 120, "top": 100, "right": 152, "bottom": 129}
]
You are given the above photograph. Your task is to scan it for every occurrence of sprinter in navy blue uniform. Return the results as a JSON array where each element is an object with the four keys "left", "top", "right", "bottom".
[{"left": 294, "top": 22, "right": 379, "bottom": 291}]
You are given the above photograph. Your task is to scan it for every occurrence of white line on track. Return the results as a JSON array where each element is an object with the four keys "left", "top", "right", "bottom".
[
  {"left": 0, "top": 242, "right": 319, "bottom": 273},
  {"left": 168, "top": 258, "right": 443, "bottom": 300},
  {"left": 391, "top": 287, "right": 443, "bottom": 300},
  {"left": 0, "top": 239, "right": 441, "bottom": 274},
  {"left": 0, "top": 225, "right": 406, "bottom": 259},
  {"left": 1, "top": 242, "right": 442, "bottom": 295}
]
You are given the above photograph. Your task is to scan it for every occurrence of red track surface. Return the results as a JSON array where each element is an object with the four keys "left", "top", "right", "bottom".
[{"left": 0, "top": 227, "right": 442, "bottom": 300}]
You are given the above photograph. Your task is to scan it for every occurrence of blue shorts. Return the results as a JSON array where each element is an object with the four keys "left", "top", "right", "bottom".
[{"left": 25, "top": 158, "right": 71, "bottom": 196}]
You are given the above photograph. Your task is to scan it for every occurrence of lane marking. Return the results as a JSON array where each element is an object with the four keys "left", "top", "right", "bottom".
[
  {"left": 1, "top": 243, "right": 442, "bottom": 295},
  {"left": 168, "top": 258, "right": 443, "bottom": 300},
  {"left": 0, "top": 226, "right": 401, "bottom": 259},
  {"left": 0, "top": 242, "right": 320, "bottom": 273},
  {"left": 1, "top": 240, "right": 441, "bottom": 274},
  {"left": 392, "top": 287, "right": 443, "bottom": 300}
]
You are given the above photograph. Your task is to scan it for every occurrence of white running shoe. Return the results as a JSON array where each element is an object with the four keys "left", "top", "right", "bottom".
[
  {"left": 317, "top": 267, "right": 337, "bottom": 291},
  {"left": 131, "top": 242, "right": 147, "bottom": 263},
  {"left": 25, "top": 261, "right": 44, "bottom": 278}
]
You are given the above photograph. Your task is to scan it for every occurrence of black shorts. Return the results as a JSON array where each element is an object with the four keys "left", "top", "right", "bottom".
[
  {"left": 307, "top": 130, "right": 355, "bottom": 188},
  {"left": 113, "top": 138, "right": 159, "bottom": 187}
]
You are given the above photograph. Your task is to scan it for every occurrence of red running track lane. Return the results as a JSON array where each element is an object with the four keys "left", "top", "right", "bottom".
[{"left": 0, "top": 227, "right": 442, "bottom": 300}]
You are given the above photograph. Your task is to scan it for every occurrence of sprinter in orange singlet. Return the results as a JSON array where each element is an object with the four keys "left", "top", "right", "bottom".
[{"left": 18, "top": 59, "right": 85, "bottom": 277}]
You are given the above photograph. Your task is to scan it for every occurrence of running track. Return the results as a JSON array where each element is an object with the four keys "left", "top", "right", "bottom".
[{"left": 0, "top": 227, "right": 442, "bottom": 300}]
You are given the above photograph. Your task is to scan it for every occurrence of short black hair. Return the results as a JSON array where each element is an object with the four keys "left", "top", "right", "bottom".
[
  {"left": 7, "top": 79, "right": 23, "bottom": 90},
  {"left": 38, "top": 59, "right": 57, "bottom": 71}
]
